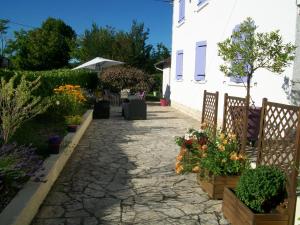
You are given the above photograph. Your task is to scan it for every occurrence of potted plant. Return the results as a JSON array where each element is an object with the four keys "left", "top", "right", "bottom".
[
  {"left": 65, "top": 115, "right": 82, "bottom": 132},
  {"left": 48, "top": 135, "right": 62, "bottom": 154},
  {"left": 175, "top": 126, "right": 209, "bottom": 174},
  {"left": 223, "top": 165, "right": 288, "bottom": 225},
  {"left": 197, "top": 131, "right": 249, "bottom": 199},
  {"left": 160, "top": 97, "right": 169, "bottom": 106}
]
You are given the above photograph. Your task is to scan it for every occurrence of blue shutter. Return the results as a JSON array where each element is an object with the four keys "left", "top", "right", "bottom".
[
  {"left": 176, "top": 50, "right": 183, "bottom": 80},
  {"left": 178, "top": 0, "right": 185, "bottom": 22},
  {"left": 198, "top": 0, "right": 206, "bottom": 6},
  {"left": 194, "top": 41, "right": 207, "bottom": 81}
]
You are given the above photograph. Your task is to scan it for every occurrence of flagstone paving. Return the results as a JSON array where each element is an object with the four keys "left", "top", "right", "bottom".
[{"left": 32, "top": 103, "right": 229, "bottom": 225}]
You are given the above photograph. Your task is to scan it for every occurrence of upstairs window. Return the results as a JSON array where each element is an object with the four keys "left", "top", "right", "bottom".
[
  {"left": 194, "top": 41, "right": 207, "bottom": 81},
  {"left": 198, "top": 0, "right": 207, "bottom": 6},
  {"left": 176, "top": 50, "right": 184, "bottom": 80},
  {"left": 178, "top": 0, "right": 185, "bottom": 23}
]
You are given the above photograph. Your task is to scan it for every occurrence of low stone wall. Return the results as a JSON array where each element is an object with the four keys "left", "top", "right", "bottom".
[{"left": 0, "top": 110, "right": 93, "bottom": 225}]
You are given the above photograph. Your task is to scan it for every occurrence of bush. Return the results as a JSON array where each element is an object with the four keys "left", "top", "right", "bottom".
[
  {"left": 235, "top": 165, "right": 287, "bottom": 213},
  {"left": 0, "top": 69, "right": 98, "bottom": 97},
  {"left": 0, "top": 75, "right": 49, "bottom": 144},
  {"left": 101, "top": 66, "right": 153, "bottom": 93}
]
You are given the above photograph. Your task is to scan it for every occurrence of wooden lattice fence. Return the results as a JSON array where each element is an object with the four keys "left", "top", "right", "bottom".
[
  {"left": 257, "top": 98, "right": 300, "bottom": 225},
  {"left": 222, "top": 93, "right": 247, "bottom": 152},
  {"left": 201, "top": 90, "right": 219, "bottom": 139}
]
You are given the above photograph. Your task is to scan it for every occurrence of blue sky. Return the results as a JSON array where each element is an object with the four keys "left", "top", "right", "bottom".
[{"left": 2, "top": 0, "right": 173, "bottom": 48}]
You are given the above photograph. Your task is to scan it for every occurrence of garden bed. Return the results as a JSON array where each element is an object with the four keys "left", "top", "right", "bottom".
[{"left": 0, "top": 110, "right": 93, "bottom": 225}]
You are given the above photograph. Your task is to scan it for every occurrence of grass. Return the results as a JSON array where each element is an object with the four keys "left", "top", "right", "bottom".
[{"left": 11, "top": 114, "right": 67, "bottom": 157}]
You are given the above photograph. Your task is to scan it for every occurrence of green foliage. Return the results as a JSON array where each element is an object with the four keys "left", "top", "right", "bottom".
[
  {"left": 6, "top": 17, "right": 76, "bottom": 70},
  {"left": 0, "top": 74, "right": 49, "bottom": 143},
  {"left": 0, "top": 69, "right": 98, "bottom": 96},
  {"left": 150, "top": 73, "right": 162, "bottom": 94},
  {"left": 74, "top": 20, "right": 170, "bottom": 74},
  {"left": 65, "top": 115, "right": 82, "bottom": 125},
  {"left": 236, "top": 166, "right": 287, "bottom": 213},
  {"left": 218, "top": 17, "right": 296, "bottom": 79},
  {"left": 100, "top": 66, "right": 153, "bottom": 92},
  {"left": 200, "top": 132, "right": 249, "bottom": 176}
]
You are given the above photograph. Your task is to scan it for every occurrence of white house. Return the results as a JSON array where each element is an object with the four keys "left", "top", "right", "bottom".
[{"left": 165, "top": 0, "right": 300, "bottom": 121}]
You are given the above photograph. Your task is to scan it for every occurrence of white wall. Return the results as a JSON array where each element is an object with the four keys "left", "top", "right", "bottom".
[{"left": 170, "top": 0, "right": 297, "bottom": 119}]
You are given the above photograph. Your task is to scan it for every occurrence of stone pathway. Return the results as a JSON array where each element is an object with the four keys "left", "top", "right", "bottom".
[{"left": 32, "top": 103, "right": 229, "bottom": 225}]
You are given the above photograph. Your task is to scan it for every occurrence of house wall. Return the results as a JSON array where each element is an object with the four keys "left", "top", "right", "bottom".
[
  {"left": 162, "top": 67, "right": 171, "bottom": 99},
  {"left": 170, "top": 0, "right": 297, "bottom": 123}
]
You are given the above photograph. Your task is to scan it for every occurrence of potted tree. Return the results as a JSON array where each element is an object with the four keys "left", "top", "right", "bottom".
[
  {"left": 197, "top": 131, "right": 249, "bottom": 199},
  {"left": 223, "top": 165, "right": 288, "bottom": 225},
  {"left": 218, "top": 17, "right": 296, "bottom": 146}
]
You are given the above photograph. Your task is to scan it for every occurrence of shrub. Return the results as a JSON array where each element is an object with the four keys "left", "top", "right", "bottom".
[
  {"left": 199, "top": 132, "right": 249, "bottom": 176},
  {"left": 101, "top": 66, "right": 153, "bottom": 93},
  {"left": 0, "top": 144, "right": 43, "bottom": 211},
  {"left": 235, "top": 165, "right": 287, "bottom": 213},
  {"left": 0, "top": 75, "right": 49, "bottom": 144},
  {"left": 0, "top": 69, "right": 98, "bottom": 97}
]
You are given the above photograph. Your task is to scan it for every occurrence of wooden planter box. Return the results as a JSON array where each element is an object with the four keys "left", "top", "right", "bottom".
[
  {"left": 222, "top": 187, "right": 289, "bottom": 225},
  {"left": 197, "top": 173, "right": 240, "bottom": 199}
]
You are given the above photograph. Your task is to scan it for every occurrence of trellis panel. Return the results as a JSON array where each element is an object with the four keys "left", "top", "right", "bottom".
[
  {"left": 257, "top": 98, "right": 300, "bottom": 225},
  {"left": 222, "top": 93, "right": 247, "bottom": 152},
  {"left": 201, "top": 90, "right": 219, "bottom": 139}
]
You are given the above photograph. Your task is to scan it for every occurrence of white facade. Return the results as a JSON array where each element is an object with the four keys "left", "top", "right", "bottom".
[{"left": 169, "top": 0, "right": 298, "bottom": 121}]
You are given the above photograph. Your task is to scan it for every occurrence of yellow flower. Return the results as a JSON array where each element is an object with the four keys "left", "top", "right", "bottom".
[
  {"left": 218, "top": 145, "right": 225, "bottom": 152},
  {"left": 219, "top": 133, "right": 225, "bottom": 141},
  {"left": 176, "top": 154, "right": 183, "bottom": 161},
  {"left": 192, "top": 166, "right": 200, "bottom": 173},
  {"left": 223, "top": 139, "right": 228, "bottom": 145},
  {"left": 200, "top": 122, "right": 207, "bottom": 129},
  {"left": 230, "top": 152, "right": 238, "bottom": 161},
  {"left": 202, "top": 153, "right": 207, "bottom": 158},
  {"left": 176, "top": 165, "right": 184, "bottom": 174}
]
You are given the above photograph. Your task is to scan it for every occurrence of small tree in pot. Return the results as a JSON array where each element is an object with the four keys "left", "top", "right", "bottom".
[{"left": 218, "top": 18, "right": 296, "bottom": 146}]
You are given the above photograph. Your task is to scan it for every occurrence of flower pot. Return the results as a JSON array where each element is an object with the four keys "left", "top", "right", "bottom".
[
  {"left": 48, "top": 135, "right": 62, "bottom": 154},
  {"left": 197, "top": 173, "right": 240, "bottom": 199},
  {"left": 93, "top": 100, "right": 110, "bottom": 119},
  {"left": 67, "top": 125, "right": 77, "bottom": 132},
  {"left": 222, "top": 188, "right": 288, "bottom": 225},
  {"left": 160, "top": 98, "right": 169, "bottom": 106}
]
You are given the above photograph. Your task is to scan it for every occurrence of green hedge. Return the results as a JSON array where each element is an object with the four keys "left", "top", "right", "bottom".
[{"left": 0, "top": 69, "right": 98, "bottom": 96}]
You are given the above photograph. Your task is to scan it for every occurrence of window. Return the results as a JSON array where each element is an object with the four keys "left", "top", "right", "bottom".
[
  {"left": 230, "top": 76, "right": 247, "bottom": 84},
  {"left": 178, "top": 0, "right": 185, "bottom": 23},
  {"left": 194, "top": 41, "right": 207, "bottom": 81},
  {"left": 176, "top": 50, "right": 184, "bottom": 80},
  {"left": 198, "top": 0, "right": 207, "bottom": 6}
]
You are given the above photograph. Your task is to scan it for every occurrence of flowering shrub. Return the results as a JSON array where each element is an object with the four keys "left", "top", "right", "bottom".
[
  {"left": 50, "top": 84, "right": 87, "bottom": 117},
  {"left": 175, "top": 126, "right": 209, "bottom": 174},
  {"left": 0, "top": 144, "right": 43, "bottom": 211},
  {"left": 199, "top": 132, "right": 249, "bottom": 176}
]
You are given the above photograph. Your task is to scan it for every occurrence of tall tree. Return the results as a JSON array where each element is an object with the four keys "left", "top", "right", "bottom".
[
  {"left": 6, "top": 17, "right": 76, "bottom": 70},
  {"left": 0, "top": 19, "right": 9, "bottom": 56}
]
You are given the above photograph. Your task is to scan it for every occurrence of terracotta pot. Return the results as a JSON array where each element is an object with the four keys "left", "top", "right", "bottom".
[
  {"left": 160, "top": 98, "right": 169, "bottom": 106},
  {"left": 222, "top": 188, "right": 288, "bottom": 225},
  {"left": 48, "top": 135, "right": 62, "bottom": 154},
  {"left": 67, "top": 125, "right": 77, "bottom": 132}
]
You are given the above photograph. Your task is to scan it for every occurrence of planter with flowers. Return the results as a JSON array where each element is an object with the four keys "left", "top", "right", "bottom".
[
  {"left": 175, "top": 125, "right": 209, "bottom": 174},
  {"left": 197, "top": 132, "right": 249, "bottom": 199},
  {"left": 65, "top": 115, "right": 82, "bottom": 132},
  {"left": 223, "top": 166, "right": 288, "bottom": 225}
]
